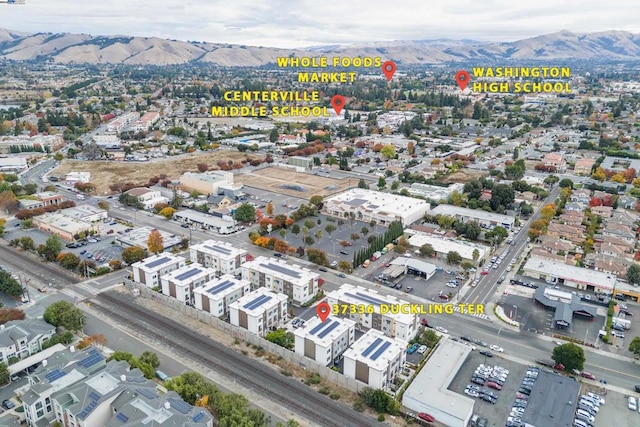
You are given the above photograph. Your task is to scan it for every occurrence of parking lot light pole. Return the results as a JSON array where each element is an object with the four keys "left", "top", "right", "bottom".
[{"left": 513, "top": 305, "right": 518, "bottom": 321}]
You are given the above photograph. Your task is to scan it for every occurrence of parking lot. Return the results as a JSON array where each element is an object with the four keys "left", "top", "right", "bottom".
[
  {"left": 595, "top": 387, "right": 640, "bottom": 427},
  {"left": 448, "top": 349, "right": 530, "bottom": 427}
]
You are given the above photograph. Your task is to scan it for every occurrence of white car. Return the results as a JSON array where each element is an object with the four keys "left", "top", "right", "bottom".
[
  {"left": 628, "top": 396, "right": 637, "bottom": 411},
  {"left": 435, "top": 326, "right": 448, "bottom": 334},
  {"left": 417, "top": 345, "right": 428, "bottom": 354},
  {"left": 490, "top": 345, "right": 504, "bottom": 353}
]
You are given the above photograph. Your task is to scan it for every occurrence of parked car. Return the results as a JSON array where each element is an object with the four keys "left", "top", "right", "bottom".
[
  {"left": 435, "top": 326, "right": 448, "bottom": 334},
  {"left": 418, "top": 413, "right": 434, "bottom": 422},
  {"left": 489, "top": 345, "right": 504, "bottom": 353},
  {"left": 487, "top": 381, "right": 502, "bottom": 390},
  {"left": 417, "top": 345, "right": 428, "bottom": 354},
  {"left": 1, "top": 400, "right": 14, "bottom": 410},
  {"left": 580, "top": 371, "right": 596, "bottom": 380},
  {"left": 407, "top": 344, "right": 419, "bottom": 354}
]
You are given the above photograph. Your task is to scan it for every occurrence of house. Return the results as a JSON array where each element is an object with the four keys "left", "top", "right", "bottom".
[
  {"left": 570, "top": 189, "right": 591, "bottom": 204},
  {"left": 539, "top": 236, "right": 573, "bottom": 254},
  {"left": 0, "top": 319, "right": 56, "bottom": 364},
  {"left": 574, "top": 158, "right": 596, "bottom": 175},
  {"left": 546, "top": 223, "right": 585, "bottom": 240},
  {"left": 32, "top": 213, "right": 97, "bottom": 241},
  {"left": 558, "top": 211, "right": 584, "bottom": 226},
  {"left": 590, "top": 205, "right": 613, "bottom": 218},
  {"left": 179, "top": 171, "right": 234, "bottom": 196},
  {"left": 594, "top": 257, "right": 629, "bottom": 278},
  {"left": 542, "top": 152, "right": 567, "bottom": 173},
  {"left": 33, "top": 192, "right": 64, "bottom": 208},
  {"left": 123, "top": 187, "right": 168, "bottom": 210},
  {"left": 602, "top": 223, "right": 635, "bottom": 244}
]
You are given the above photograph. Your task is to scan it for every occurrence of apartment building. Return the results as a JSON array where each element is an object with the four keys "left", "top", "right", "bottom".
[
  {"left": 241, "top": 256, "right": 319, "bottom": 306},
  {"left": 123, "top": 187, "right": 169, "bottom": 210},
  {"left": 0, "top": 319, "right": 56, "bottom": 364},
  {"left": 193, "top": 274, "right": 251, "bottom": 318},
  {"left": 132, "top": 254, "right": 185, "bottom": 288},
  {"left": 190, "top": 239, "right": 247, "bottom": 275},
  {"left": 160, "top": 263, "right": 215, "bottom": 305},
  {"left": 229, "top": 288, "right": 288, "bottom": 337},
  {"left": 294, "top": 316, "right": 356, "bottom": 366}
]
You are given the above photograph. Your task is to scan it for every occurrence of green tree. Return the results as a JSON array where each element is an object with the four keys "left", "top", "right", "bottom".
[
  {"left": 391, "top": 181, "right": 399, "bottom": 191},
  {"left": 464, "top": 222, "right": 482, "bottom": 240},
  {"left": 380, "top": 144, "right": 396, "bottom": 160},
  {"left": 269, "top": 127, "right": 279, "bottom": 143},
  {"left": 461, "top": 261, "right": 474, "bottom": 271},
  {"left": 306, "top": 248, "right": 328, "bottom": 266},
  {"left": 0, "top": 362, "right": 8, "bottom": 385},
  {"left": 309, "top": 195, "right": 323, "bottom": 206},
  {"left": 265, "top": 329, "right": 294, "bottom": 349},
  {"left": 377, "top": 177, "right": 386, "bottom": 189},
  {"left": 357, "top": 178, "right": 369, "bottom": 189},
  {"left": 629, "top": 336, "right": 640, "bottom": 357},
  {"left": 472, "top": 249, "right": 480, "bottom": 263},
  {"left": 42, "top": 235, "right": 63, "bottom": 262},
  {"left": 43, "top": 301, "right": 85, "bottom": 332},
  {"left": 627, "top": 264, "right": 640, "bottom": 285},
  {"left": 121, "top": 246, "right": 147, "bottom": 265},
  {"left": 234, "top": 203, "right": 256, "bottom": 222},
  {"left": 324, "top": 224, "right": 336, "bottom": 235},
  {"left": 419, "top": 244, "right": 435, "bottom": 257},
  {"left": 490, "top": 184, "right": 515, "bottom": 211},
  {"left": 487, "top": 226, "right": 509, "bottom": 244},
  {"left": 446, "top": 251, "right": 462, "bottom": 265},
  {"left": 552, "top": 342, "right": 585, "bottom": 372},
  {"left": 558, "top": 178, "right": 574, "bottom": 188},
  {"left": 57, "top": 252, "right": 81, "bottom": 270},
  {"left": 291, "top": 223, "right": 300, "bottom": 235},
  {"left": 0, "top": 272, "right": 23, "bottom": 297},
  {"left": 139, "top": 350, "right": 160, "bottom": 369}
]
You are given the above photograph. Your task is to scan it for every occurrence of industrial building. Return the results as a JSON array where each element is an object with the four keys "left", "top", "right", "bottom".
[
  {"left": 325, "top": 284, "right": 418, "bottom": 341},
  {"left": 294, "top": 316, "right": 356, "bottom": 366},
  {"left": 523, "top": 256, "right": 617, "bottom": 294},
  {"left": 179, "top": 171, "right": 234, "bottom": 195},
  {"left": 241, "top": 256, "right": 320, "bottom": 306},
  {"left": 406, "top": 230, "right": 489, "bottom": 264},
  {"left": 193, "top": 274, "right": 251, "bottom": 318},
  {"left": 229, "top": 288, "right": 288, "bottom": 337},
  {"left": 342, "top": 329, "right": 406, "bottom": 391},
  {"left": 33, "top": 213, "right": 96, "bottom": 241},
  {"left": 116, "top": 226, "right": 183, "bottom": 251},
  {"left": 189, "top": 239, "right": 247, "bottom": 275},
  {"left": 173, "top": 209, "right": 236, "bottom": 235},
  {"left": 160, "top": 263, "right": 216, "bottom": 305},
  {"left": 131, "top": 254, "right": 186, "bottom": 288},
  {"left": 430, "top": 205, "right": 515, "bottom": 230},
  {"left": 60, "top": 205, "right": 108, "bottom": 223},
  {"left": 517, "top": 369, "right": 581, "bottom": 427}
]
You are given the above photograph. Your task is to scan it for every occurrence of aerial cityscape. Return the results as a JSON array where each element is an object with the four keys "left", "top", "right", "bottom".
[{"left": 0, "top": 2, "right": 640, "bottom": 427}]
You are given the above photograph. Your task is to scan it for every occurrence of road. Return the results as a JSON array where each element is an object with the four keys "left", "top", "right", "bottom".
[{"left": 463, "top": 185, "right": 561, "bottom": 305}]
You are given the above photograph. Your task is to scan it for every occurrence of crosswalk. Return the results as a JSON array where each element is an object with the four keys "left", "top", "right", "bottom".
[
  {"left": 59, "top": 282, "right": 121, "bottom": 301},
  {"left": 452, "top": 304, "right": 490, "bottom": 320}
]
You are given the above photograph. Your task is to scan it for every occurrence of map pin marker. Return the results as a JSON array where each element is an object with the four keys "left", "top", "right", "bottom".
[
  {"left": 316, "top": 301, "right": 331, "bottom": 322},
  {"left": 455, "top": 70, "right": 470, "bottom": 91},
  {"left": 331, "top": 95, "right": 345, "bottom": 116},
  {"left": 382, "top": 60, "right": 397, "bottom": 81}
]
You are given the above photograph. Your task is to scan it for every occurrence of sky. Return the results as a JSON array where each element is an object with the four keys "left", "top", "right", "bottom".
[{"left": 0, "top": 0, "right": 638, "bottom": 49}]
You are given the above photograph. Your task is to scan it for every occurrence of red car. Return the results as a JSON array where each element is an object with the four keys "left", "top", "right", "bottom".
[
  {"left": 481, "top": 270, "right": 490, "bottom": 275},
  {"left": 418, "top": 413, "right": 435, "bottom": 422},
  {"left": 581, "top": 371, "right": 596, "bottom": 380},
  {"left": 487, "top": 381, "right": 502, "bottom": 390}
]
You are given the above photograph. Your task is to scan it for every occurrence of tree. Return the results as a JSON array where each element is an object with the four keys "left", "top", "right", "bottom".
[
  {"left": 350, "top": 233, "right": 360, "bottom": 243},
  {"left": 461, "top": 261, "right": 474, "bottom": 271},
  {"left": 41, "top": 235, "right": 63, "bottom": 262},
  {"left": 197, "top": 163, "right": 208, "bottom": 173},
  {"left": 490, "top": 184, "right": 515, "bottom": 211},
  {"left": 159, "top": 206, "right": 176, "bottom": 219},
  {"left": 558, "top": 178, "right": 574, "bottom": 189},
  {"left": 552, "top": 342, "right": 585, "bottom": 372},
  {"left": 361, "top": 227, "right": 369, "bottom": 236},
  {"left": 357, "top": 178, "right": 369, "bottom": 189},
  {"left": 291, "top": 223, "right": 300, "bottom": 235},
  {"left": 82, "top": 142, "right": 103, "bottom": 160},
  {"left": 77, "top": 333, "right": 107, "bottom": 350},
  {"left": 629, "top": 336, "right": 640, "bottom": 357},
  {"left": 269, "top": 127, "right": 279, "bottom": 143},
  {"left": 43, "top": 301, "right": 85, "bottom": 332},
  {"left": 419, "top": 244, "right": 435, "bottom": 257},
  {"left": 309, "top": 195, "right": 323, "bottom": 206},
  {"left": 57, "top": 252, "right": 81, "bottom": 270},
  {"left": 0, "top": 362, "right": 8, "bottom": 386},
  {"left": 446, "top": 251, "right": 462, "bottom": 265},
  {"left": 121, "top": 246, "right": 147, "bottom": 265},
  {"left": 464, "top": 222, "right": 482, "bottom": 241},
  {"left": 0, "top": 308, "right": 25, "bottom": 325},
  {"left": 472, "top": 249, "right": 480, "bottom": 263},
  {"left": 306, "top": 248, "right": 328, "bottom": 266},
  {"left": 234, "top": 203, "right": 256, "bottom": 222},
  {"left": 265, "top": 329, "right": 294, "bottom": 349},
  {"left": 627, "top": 264, "right": 640, "bottom": 285},
  {"left": 140, "top": 350, "right": 160, "bottom": 368},
  {"left": 147, "top": 229, "right": 164, "bottom": 254},
  {"left": 337, "top": 260, "right": 352, "bottom": 273},
  {"left": 377, "top": 177, "right": 386, "bottom": 189},
  {"left": 0, "top": 272, "right": 23, "bottom": 297},
  {"left": 380, "top": 144, "right": 396, "bottom": 160},
  {"left": 324, "top": 224, "right": 336, "bottom": 235},
  {"left": 540, "top": 203, "right": 557, "bottom": 221},
  {"left": 97, "top": 200, "right": 110, "bottom": 211}
]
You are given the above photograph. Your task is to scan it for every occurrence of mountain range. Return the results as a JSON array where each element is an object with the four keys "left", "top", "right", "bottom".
[{"left": 1, "top": 28, "right": 639, "bottom": 66}]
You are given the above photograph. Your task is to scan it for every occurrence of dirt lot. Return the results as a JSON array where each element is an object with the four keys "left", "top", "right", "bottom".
[
  {"left": 52, "top": 149, "right": 256, "bottom": 195},
  {"left": 444, "top": 169, "right": 488, "bottom": 184},
  {"left": 235, "top": 167, "right": 352, "bottom": 198}
]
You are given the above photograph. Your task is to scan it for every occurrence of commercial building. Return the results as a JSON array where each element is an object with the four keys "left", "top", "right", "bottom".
[
  {"left": 129, "top": 111, "right": 160, "bottom": 132},
  {"left": 0, "top": 134, "right": 63, "bottom": 154},
  {"left": 241, "top": 256, "right": 320, "bottom": 306},
  {"left": 523, "top": 256, "right": 617, "bottom": 293},
  {"left": 287, "top": 156, "right": 313, "bottom": 170},
  {"left": 406, "top": 230, "right": 489, "bottom": 264},
  {"left": 116, "top": 226, "right": 183, "bottom": 251},
  {"left": 105, "top": 111, "right": 139, "bottom": 133},
  {"left": 294, "top": 316, "right": 356, "bottom": 366},
  {"left": 533, "top": 286, "right": 596, "bottom": 329},
  {"left": 173, "top": 209, "right": 236, "bottom": 235},
  {"left": 324, "top": 188, "right": 430, "bottom": 226},
  {"left": 123, "top": 187, "right": 169, "bottom": 210},
  {"left": 0, "top": 155, "right": 27, "bottom": 171},
  {"left": 402, "top": 338, "right": 474, "bottom": 427},
  {"left": 517, "top": 369, "right": 580, "bottom": 427},
  {"left": 193, "top": 274, "right": 251, "bottom": 318},
  {"left": 229, "top": 288, "right": 288, "bottom": 337},
  {"left": 33, "top": 213, "right": 96, "bottom": 241},
  {"left": 92, "top": 133, "right": 121, "bottom": 149},
  {"left": 430, "top": 205, "right": 515, "bottom": 230},
  {"left": 342, "top": 329, "right": 406, "bottom": 391},
  {"left": 32, "top": 192, "right": 64, "bottom": 208},
  {"left": 0, "top": 319, "right": 56, "bottom": 364},
  {"left": 60, "top": 205, "right": 108, "bottom": 223},
  {"left": 131, "top": 254, "right": 185, "bottom": 288},
  {"left": 179, "top": 171, "right": 234, "bottom": 195},
  {"left": 190, "top": 239, "right": 247, "bottom": 275},
  {"left": 325, "top": 284, "right": 418, "bottom": 341},
  {"left": 387, "top": 257, "right": 438, "bottom": 280},
  {"left": 160, "top": 263, "right": 216, "bottom": 305}
]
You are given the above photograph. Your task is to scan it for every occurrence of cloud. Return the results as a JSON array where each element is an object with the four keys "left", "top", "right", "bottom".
[{"left": 0, "top": 0, "right": 638, "bottom": 48}]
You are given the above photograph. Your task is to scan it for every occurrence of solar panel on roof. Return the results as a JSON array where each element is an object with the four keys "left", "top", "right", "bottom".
[
  {"left": 354, "top": 292, "right": 387, "bottom": 305},
  {"left": 167, "top": 397, "right": 191, "bottom": 414},
  {"left": 136, "top": 388, "right": 159, "bottom": 399},
  {"left": 362, "top": 337, "right": 383, "bottom": 357},
  {"left": 318, "top": 321, "right": 340, "bottom": 338},
  {"left": 78, "top": 349, "right": 103, "bottom": 369},
  {"left": 145, "top": 256, "right": 171, "bottom": 268},
  {"left": 116, "top": 413, "right": 129, "bottom": 423},
  {"left": 207, "top": 280, "right": 235, "bottom": 294},
  {"left": 174, "top": 268, "right": 202, "bottom": 281},
  {"left": 243, "top": 294, "right": 273, "bottom": 310},
  {"left": 264, "top": 262, "right": 301, "bottom": 278},
  {"left": 371, "top": 341, "right": 392, "bottom": 361},
  {"left": 89, "top": 391, "right": 100, "bottom": 401},
  {"left": 205, "top": 245, "right": 232, "bottom": 255},
  {"left": 79, "top": 400, "right": 97, "bottom": 418},
  {"left": 192, "top": 412, "right": 206, "bottom": 422},
  {"left": 45, "top": 368, "right": 67, "bottom": 382},
  {"left": 309, "top": 319, "right": 332, "bottom": 335}
]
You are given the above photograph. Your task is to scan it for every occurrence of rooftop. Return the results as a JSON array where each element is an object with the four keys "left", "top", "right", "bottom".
[
  {"left": 163, "top": 263, "right": 213, "bottom": 285},
  {"left": 244, "top": 256, "right": 319, "bottom": 284},
  {"left": 194, "top": 274, "right": 249, "bottom": 299},
  {"left": 325, "top": 188, "right": 430, "bottom": 219},
  {"left": 133, "top": 253, "right": 184, "bottom": 271},
  {"left": 405, "top": 231, "right": 489, "bottom": 260},
  {"left": 191, "top": 239, "right": 247, "bottom": 258},
  {"left": 343, "top": 329, "right": 404, "bottom": 372},
  {"left": 523, "top": 256, "right": 617, "bottom": 290},
  {"left": 230, "top": 288, "right": 287, "bottom": 316},
  {"left": 295, "top": 316, "right": 355, "bottom": 347},
  {"left": 521, "top": 369, "right": 580, "bottom": 427},
  {"left": 326, "top": 284, "right": 414, "bottom": 325},
  {"left": 430, "top": 205, "right": 515, "bottom": 225}
]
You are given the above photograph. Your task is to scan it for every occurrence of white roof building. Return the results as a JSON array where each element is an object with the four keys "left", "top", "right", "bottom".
[
  {"left": 294, "top": 316, "right": 356, "bottom": 366},
  {"left": 179, "top": 171, "right": 234, "bottom": 195},
  {"left": 60, "top": 205, "right": 108, "bottom": 223},
  {"left": 402, "top": 338, "right": 474, "bottom": 427},
  {"left": 229, "top": 288, "right": 288, "bottom": 337},
  {"left": 430, "top": 205, "right": 515, "bottom": 230},
  {"left": 193, "top": 274, "right": 251, "bottom": 318},
  {"left": 33, "top": 213, "right": 96, "bottom": 242},
  {"left": 523, "top": 256, "right": 618, "bottom": 293},
  {"left": 160, "top": 263, "right": 216, "bottom": 305},
  {"left": 406, "top": 230, "right": 489, "bottom": 263},
  {"left": 324, "top": 188, "right": 430, "bottom": 226},
  {"left": 241, "top": 256, "right": 319, "bottom": 306},
  {"left": 131, "top": 254, "right": 186, "bottom": 289},
  {"left": 116, "top": 226, "right": 183, "bottom": 251},
  {"left": 325, "top": 284, "right": 418, "bottom": 341},
  {"left": 65, "top": 171, "right": 91, "bottom": 184},
  {"left": 190, "top": 239, "right": 247, "bottom": 275},
  {"left": 173, "top": 210, "right": 236, "bottom": 235},
  {"left": 343, "top": 329, "right": 406, "bottom": 391}
]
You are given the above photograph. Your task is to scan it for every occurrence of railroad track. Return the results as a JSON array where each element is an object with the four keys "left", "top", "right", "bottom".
[{"left": 92, "top": 291, "right": 370, "bottom": 427}]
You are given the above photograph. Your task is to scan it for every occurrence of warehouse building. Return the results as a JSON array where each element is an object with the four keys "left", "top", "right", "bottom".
[
  {"left": 406, "top": 230, "right": 489, "bottom": 264},
  {"left": 294, "top": 316, "right": 356, "bottom": 366},
  {"left": 430, "top": 205, "right": 515, "bottom": 230},
  {"left": 523, "top": 256, "right": 617, "bottom": 294}
]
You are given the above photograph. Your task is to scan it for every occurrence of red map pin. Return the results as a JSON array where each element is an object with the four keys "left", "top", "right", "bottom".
[
  {"left": 455, "top": 70, "right": 470, "bottom": 91},
  {"left": 331, "top": 95, "right": 345, "bottom": 116},
  {"left": 382, "top": 60, "right": 397, "bottom": 81},
  {"left": 316, "top": 301, "right": 331, "bottom": 322}
]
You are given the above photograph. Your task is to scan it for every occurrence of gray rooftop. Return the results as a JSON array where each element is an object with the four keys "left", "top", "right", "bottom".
[{"left": 521, "top": 369, "right": 580, "bottom": 427}]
